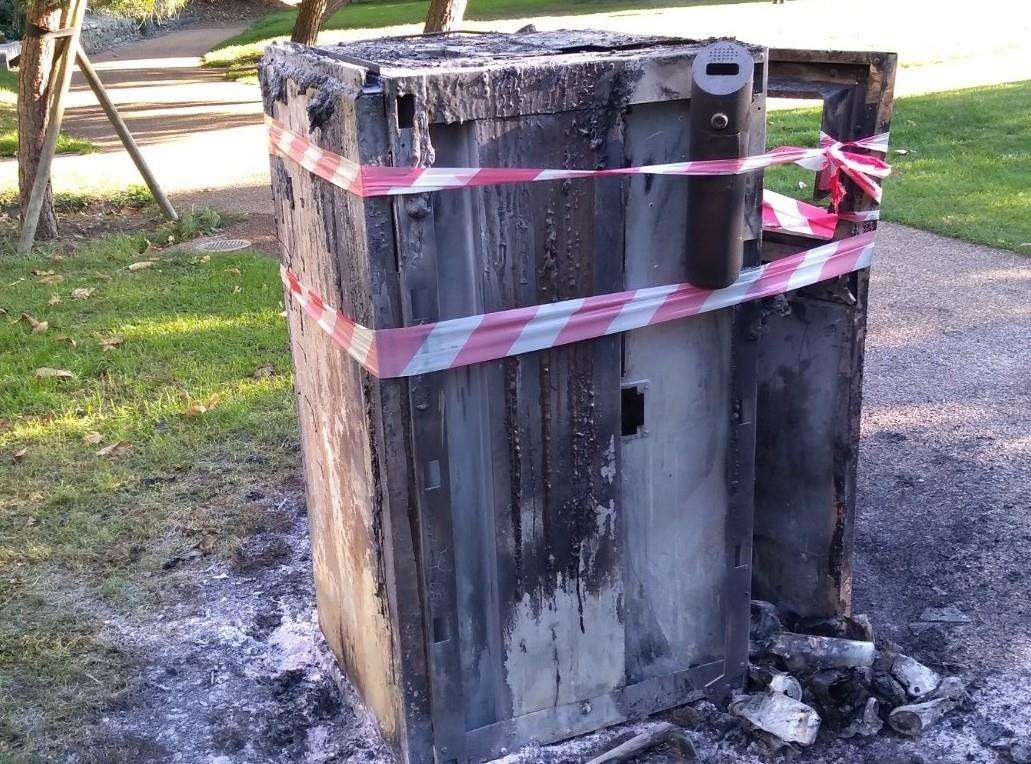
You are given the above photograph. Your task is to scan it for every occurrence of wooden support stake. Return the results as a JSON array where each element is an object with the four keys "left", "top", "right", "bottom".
[
  {"left": 18, "top": 0, "right": 87, "bottom": 254},
  {"left": 18, "top": 0, "right": 178, "bottom": 253},
  {"left": 75, "top": 49, "right": 178, "bottom": 222}
]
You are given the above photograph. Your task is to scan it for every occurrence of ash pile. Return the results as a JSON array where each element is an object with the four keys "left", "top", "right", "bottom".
[{"left": 731, "top": 599, "right": 969, "bottom": 756}]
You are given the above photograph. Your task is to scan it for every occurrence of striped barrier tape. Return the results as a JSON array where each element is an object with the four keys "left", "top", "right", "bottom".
[
  {"left": 760, "top": 191, "right": 879, "bottom": 239},
  {"left": 266, "top": 116, "right": 889, "bottom": 205},
  {"left": 282, "top": 231, "right": 876, "bottom": 379},
  {"left": 761, "top": 190, "right": 838, "bottom": 239}
]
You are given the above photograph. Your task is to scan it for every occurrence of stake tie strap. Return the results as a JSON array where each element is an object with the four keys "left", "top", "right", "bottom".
[
  {"left": 282, "top": 231, "right": 876, "bottom": 379},
  {"left": 265, "top": 116, "right": 890, "bottom": 206}
]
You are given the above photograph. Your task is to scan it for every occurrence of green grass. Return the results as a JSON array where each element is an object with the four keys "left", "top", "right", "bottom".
[
  {"left": 766, "top": 80, "right": 1031, "bottom": 252},
  {"left": 0, "top": 214, "right": 297, "bottom": 758},
  {"left": 0, "top": 184, "right": 154, "bottom": 215},
  {"left": 203, "top": 0, "right": 758, "bottom": 69},
  {"left": 0, "top": 69, "right": 95, "bottom": 158}
]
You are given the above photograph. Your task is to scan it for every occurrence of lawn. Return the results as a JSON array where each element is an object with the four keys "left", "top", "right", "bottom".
[
  {"left": 766, "top": 80, "right": 1030, "bottom": 253},
  {"left": 0, "top": 69, "right": 94, "bottom": 158},
  {"left": 203, "top": 0, "right": 758, "bottom": 70},
  {"left": 0, "top": 214, "right": 297, "bottom": 758}
]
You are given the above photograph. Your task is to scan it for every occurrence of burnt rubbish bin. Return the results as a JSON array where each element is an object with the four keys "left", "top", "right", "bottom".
[{"left": 259, "top": 31, "right": 890, "bottom": 763}]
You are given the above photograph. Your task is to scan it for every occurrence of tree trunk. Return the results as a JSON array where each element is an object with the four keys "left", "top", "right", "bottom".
[
  {"left": 18, "top": 0, "right": 64, "bottom": 241},
  {"left": 423, "top": 0, "right": 468, "bottom": 33},
  {"left": 290, "top": 0, "right": 327, "bottom": 45},
  {"left": 291, "top": 0, "right": 352, "bottom": 46}
]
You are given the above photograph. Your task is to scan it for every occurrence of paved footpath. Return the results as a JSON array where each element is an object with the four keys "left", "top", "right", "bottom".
[{"left": 0, "top": 23, "right": 272, "bottom": 215}]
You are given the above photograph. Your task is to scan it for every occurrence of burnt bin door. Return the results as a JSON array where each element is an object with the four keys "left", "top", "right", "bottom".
[
  {"left": 386, "top": 61, "right": 761, "bottom": 764},
  {"left": 415, "top": 109, "right": 628, "bottom": 760}
]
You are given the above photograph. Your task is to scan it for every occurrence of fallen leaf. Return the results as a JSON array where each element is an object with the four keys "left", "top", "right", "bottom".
[
  {"left": 71, "top": 287, "right": 93, "bottom": 300},
  {"left": 33, "top": 367, "right": 75, "bottom": 379},
  {"left": 227, "top": 267, "right": 242, "bottom": 276},
  {"left": 83, "top": 431, "right": 103, "bottom": 445},
  {"left": 893, "top": 148, "right": 910, "bottom": 155},
  {"left": 56, "top": 335, "right": 78, "bottom": 348},
  {"left": 19, "top": 313, "right": 48, "bottom": 334},
  {"left": 182, "top": 393, "right": 221, "bottom": 417},
  {"left": 12, "top": 448, "right": 27, "bottom": 463},
  {"left": 96, "top": 440, "right": 131, "bottom": 457},
  {"left": 50, "top": 254, "right": 64, "bottom": 262},
  {"left": 148, "top": 256, "right": 162, "bottom": 262},
  {"left": 32, "top": 269, "right": 54, "bottom": 277},
  {"left": 128, "top": 261, "right": 154, "bottom": 272},
  {"left": 99, "top": 336, "right": 124, "bottom": 352},
  {"left": 797, "top": 180, "right": 808, "bottom": 190},
  {"left": 232, "top": 285, "right": 242, "bottom": 294},
  {"left": 253, "top": 364, "right": 275, "bottom": 379},
  {"left": 37, "top": 273, "right": 64, "bottom": 284},
  {"left": 94, "top": 272, "right": 113, "bottom": 282},
  {"left": 48, "top": 294, "right": 61, "bottom": 305}
]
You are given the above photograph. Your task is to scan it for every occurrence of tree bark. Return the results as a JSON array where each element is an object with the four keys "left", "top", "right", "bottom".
[
  {"left": 423, "top": 0, "right": 468, "bottom": 33},
  {"left": 18, "top": 0, "right": 64, "bottom": 241},
  {"left": 290, "top": 0, "right": 351, "bottom": 46}
]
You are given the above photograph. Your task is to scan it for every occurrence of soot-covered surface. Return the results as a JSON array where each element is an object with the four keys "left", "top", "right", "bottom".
[{"left": 318, "top": 30, "right": 707, "bottom": 72}]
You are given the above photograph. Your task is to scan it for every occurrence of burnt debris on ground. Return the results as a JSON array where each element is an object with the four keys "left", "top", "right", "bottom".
[
  {"left": 75, "top": 491, "right": 392, "bottom": 764},
  {"left": 505, "top": 598, "right": 1031, "bottom": 763}
]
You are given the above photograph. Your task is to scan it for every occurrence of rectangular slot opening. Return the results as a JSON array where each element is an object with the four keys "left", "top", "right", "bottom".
[
  {"left": 424, "top": 459, "right": 441, "bottom": 490},
  {"left": 621, "top": 384, "right": 645, "bottom": 437},
  {"left": 396, "top": 93, "right": 416, "bottom": 128},
  {"left": 706, "top": 62, "right": 739, "bottom": 76},
  {"left": 432, "top": 615, "right": 449, "bottom": 643}
]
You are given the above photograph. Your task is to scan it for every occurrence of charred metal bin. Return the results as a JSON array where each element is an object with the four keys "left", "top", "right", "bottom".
[
  {"left": 260, "top": 31, "right": 890, "bottom": 763},
  {"left": 753, "top": 48, "right": 896, "bottom": 619}
]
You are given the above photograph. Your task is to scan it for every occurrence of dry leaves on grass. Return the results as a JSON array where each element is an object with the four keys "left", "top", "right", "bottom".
[
  {"left": 232, "top": 285, "right": 242, "bottom": 294},
  {"left": 71, "top": 287, "right": 93, "bottom": 300},
  {"left": 227, "top": 267, "right": 242, "bottom": 276},
  {"left": 83, "top": 431, "right": 103, "bottom": 445},
  {"left": 127, "top": 261, "right": 155, "bottom": 272},
  {"left": 96, "top": 440, "right": 131, "bottom": 457},
  {"left": 18, "top": 313, "right": 48, "bottom": 334},
  {"left": 34, "top": 270, "right": 64, "bottom": 284},
  {"left": 48, "top": 294, "right": 61, "bottom": 305},
  {"left": 182, "top": 393, "right": 221, "bottom": 417},
  {"left": 12, "top": 448, "right": 27, "bottom": 463},
  {"left": 33, "top": 367, "right": 75, "bottom": 379},
  {"left": 253, "top": 364, "right": 275, "bottom": 379},
  {"left": 99, "top": 336, "right": 124, "bottom": 352},
  {"left": 56, "top": 335, "right": 78, "bottom": 348}
]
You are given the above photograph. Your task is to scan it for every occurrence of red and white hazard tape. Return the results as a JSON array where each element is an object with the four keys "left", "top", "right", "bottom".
[
  {"left": 761, "top": 190, "right": 838, "bottom": 239},
  {"left": 266, "top": 116, "right": 889, "bottom": 205},
  {"left": 282, "top": 231, "right": 875, "bottom": 379}
]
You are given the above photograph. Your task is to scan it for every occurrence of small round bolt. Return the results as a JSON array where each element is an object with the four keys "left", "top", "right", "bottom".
[{"left": 710, "top": 112, "right": 729, "bottom": 130}]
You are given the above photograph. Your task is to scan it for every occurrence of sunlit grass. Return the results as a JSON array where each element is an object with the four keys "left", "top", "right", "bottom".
[
  {"left": 0, "top": 214, "right": 297, "bottom": 758},
  {"left": 766, "top": 80, "right": 1030, "bottom": 252}
]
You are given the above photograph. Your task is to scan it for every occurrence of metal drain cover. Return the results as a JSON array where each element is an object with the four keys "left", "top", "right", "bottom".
[{"left": 191, "top": 238, "right": 252, "bottom": 253}]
